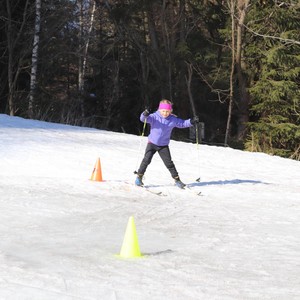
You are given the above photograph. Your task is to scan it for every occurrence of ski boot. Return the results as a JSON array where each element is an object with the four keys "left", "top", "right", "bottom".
[
  {"left": 173, "top": 176, "right": 186, "bottom": 189},
  {"left": 135, "top": 173, "right": 144, "bottom": 186}
]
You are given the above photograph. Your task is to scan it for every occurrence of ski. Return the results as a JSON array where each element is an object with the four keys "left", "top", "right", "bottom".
[
  {"left": 185, "top": 186, "right": 202, "bottom": 196},
  {"left": 124, "top": 181, "right": 167, "bottom": 197},
  {"left": 174, "top": 183, "right": 202, "bottom": 196},
  {"left": 143, "top": 186, "right": 167, "bottom": 196},
  {"left": 124, "top": 180, "right": 201, "bottom": 197}
]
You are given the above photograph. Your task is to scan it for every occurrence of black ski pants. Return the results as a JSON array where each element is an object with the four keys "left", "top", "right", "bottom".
[{"left": 137, "top": 143, "right": 178, "bottom": 178}]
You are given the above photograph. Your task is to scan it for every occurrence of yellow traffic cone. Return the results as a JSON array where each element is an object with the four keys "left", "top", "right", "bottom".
[{"left": 119, "top": 216, "right": 143, "bottom": 258}]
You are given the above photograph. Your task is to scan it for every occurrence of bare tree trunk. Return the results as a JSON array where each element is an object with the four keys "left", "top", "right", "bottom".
[
  {"left": 225, "top": 0, "right": 235, "bottom": 146},
  {"left": 28, "top": 0, "right": 42, "bottom": 118},
  {"left": 161, "top": 0, "right": 173, "bottom": 100},
  {"left": 146, "top": 8, "right": 164, "bottom": 88},
  {"left": 185, "top": 63, "right": 196, "bottom": 117},
  {"left": 78, "top": 0, "right": 84, "bottom": 118},
  {"left": 78, "top": 0, "right": 96, "bottom": 120},
  {"left": 140, "top": 51, "right": 150, "bottom": 106},
  {"left": 5, "top": 0, "right": 30, "bottom": 116},
  {"left": 235, "top": 0, "right": 250, "bottom": 140},
  {"left": 104, "top": 61, "right": 119, "bottom": 128},
  {"left": 177, "top": 0, "right": 189, "bottom": 116},
  {"left": 82, "top": 0, "right": 96, "bottom": 81},
  {"left": 6, "top": 0, "right": 14, "bottom": 116},
  {"left": 224, "top": 0, "right": 250, "bottom": 142}
]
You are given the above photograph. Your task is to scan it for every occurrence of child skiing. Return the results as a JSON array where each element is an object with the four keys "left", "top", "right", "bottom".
[{"left": 135, "top": 99, "right": 199, "bottom": 188}]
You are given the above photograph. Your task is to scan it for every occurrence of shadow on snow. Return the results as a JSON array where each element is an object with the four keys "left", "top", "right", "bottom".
[{"left": 188, "top": 179, "right": 268, "bottom": 187}]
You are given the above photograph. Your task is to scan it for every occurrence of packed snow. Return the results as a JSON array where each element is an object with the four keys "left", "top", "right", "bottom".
[{"left": 0, "top": 114, "right": 299, "bottom": 300}]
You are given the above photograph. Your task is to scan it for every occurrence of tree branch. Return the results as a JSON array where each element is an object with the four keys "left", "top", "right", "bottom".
[{"left": 243, "top": 22, "right": 300, "bottom": 46}]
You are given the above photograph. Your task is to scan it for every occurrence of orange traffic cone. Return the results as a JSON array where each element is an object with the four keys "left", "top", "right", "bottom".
[{"left": 90, "top": 158, "right": 103, "bottom": 182}]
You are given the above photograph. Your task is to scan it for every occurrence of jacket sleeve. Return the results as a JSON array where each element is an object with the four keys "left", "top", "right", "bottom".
[
  {"left": 140, "top": 112, "right": 146, "bottom": 122},
  {"left": 175, "top": 118, "right": 192, "bottom": 128},
  {"left": 140, "top": 112, "right": 154, "bottom": 124}
]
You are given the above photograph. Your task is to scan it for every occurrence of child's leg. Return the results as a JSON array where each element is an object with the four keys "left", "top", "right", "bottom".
[
  {"left": 137, "top": 143, "right": 157, "bottom": 175},
  {"left": 158, "top": 146, "right": 178, "bottom": 178},
  {"left": 158, "top": 146, "right": 185, "bottom": 187}
]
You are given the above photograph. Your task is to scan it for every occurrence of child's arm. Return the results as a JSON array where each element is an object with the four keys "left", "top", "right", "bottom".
[
  {"left": 175, "top": 116, "right": 199, "bottom": 128},
  {"left": 140, "top": 109, "right": 153, "bottom": 124},
  {"left": 174, "top": 117, "right": 192, "bottom": 128}
]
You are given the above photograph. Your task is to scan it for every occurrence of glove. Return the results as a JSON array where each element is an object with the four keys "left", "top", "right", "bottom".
[
  {"left": 190, "top": 116, "right": 199, "bottom": 125},
  {"left": 143, "top": 108, "right": 150, "bottom": 117}
]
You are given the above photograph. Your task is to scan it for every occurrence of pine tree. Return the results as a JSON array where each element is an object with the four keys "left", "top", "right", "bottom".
[{"left": 245, "top": 2, "right": 300, "bottom": 159}]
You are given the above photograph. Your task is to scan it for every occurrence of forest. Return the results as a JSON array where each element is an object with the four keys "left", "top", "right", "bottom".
[{"left": 1, "top": 0, "right": 299, "bottom": 160}]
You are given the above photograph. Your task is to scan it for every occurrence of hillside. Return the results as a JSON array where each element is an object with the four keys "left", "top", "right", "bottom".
[{"left": 0, "top": 114, "right": 299, "bottom": 300}]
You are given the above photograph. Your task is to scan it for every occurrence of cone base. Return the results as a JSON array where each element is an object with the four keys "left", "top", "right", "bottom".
[
  {"left": 115, "top": 254, "right": 145, "bottom": 259},
  {"left": 89, "top": 179, "right": 105, "bottom": 182}
]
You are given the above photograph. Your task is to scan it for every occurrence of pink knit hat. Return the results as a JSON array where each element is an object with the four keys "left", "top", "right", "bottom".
[{"left": 158, "top": 103, "right": 172, "bottom": 110}]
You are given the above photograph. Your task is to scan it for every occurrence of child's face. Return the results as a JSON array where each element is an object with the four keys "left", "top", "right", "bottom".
[{"left": 159, "top": 109, "right": 172, "bottom": 118}]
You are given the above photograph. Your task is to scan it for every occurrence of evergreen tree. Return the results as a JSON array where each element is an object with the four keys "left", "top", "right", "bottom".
[{"left": 245, "top": 1, "right": 300, "bottom": 159}]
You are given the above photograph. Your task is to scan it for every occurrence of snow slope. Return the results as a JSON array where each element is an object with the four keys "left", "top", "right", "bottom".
[{"left": 0, "top": 114, "right": 299, "bottom": 300}]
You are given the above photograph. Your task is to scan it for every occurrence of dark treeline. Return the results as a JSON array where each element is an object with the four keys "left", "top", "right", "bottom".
[{"left": 1, "top": 0, "right": 299, "bottom": 159}]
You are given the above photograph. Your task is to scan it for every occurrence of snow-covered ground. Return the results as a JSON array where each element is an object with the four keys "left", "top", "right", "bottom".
[{"left": 0, "top": 113, "right": 299, "bottom": 300}]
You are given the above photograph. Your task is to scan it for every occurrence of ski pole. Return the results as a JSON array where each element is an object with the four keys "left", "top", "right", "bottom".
[
  {"left": 134, "top": 118, "right": 147, "bottom": 174},
  {"left": 195, "top": 122, "right": 201, "bottom": 182}
]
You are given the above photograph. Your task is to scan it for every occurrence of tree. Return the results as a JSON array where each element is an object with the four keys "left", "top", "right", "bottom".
[
  {"left": 179, "top": 0, "right": 232, "bottom": 143},
  {"left": 4, "top": 0, "right": 33, "bottom": 116},
  {"left": 245, "top": 1, "right": 300, "bottom": 159},
  {"left": 28, "top": 0, "right": 42, "bottom": 118},
  {"left": 225, "top": 0, "right": 236, "bottom": 146},
  {"left": 223, "top": 0, "right": 250, "bottom": 144},
  {"left": 77, "top": 0, "right": 96, "bottom": 119},
  {"left": 234, "top": 0, "right": 251, "bottom": 140}
]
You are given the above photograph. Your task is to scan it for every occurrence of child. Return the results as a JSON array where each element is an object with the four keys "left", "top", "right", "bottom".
[{"left": 135, "top": 99, "right": 199, "bottom": 188}]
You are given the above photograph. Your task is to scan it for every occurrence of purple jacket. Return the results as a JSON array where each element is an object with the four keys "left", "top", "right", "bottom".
[{"left": 140, "top": 111, "right": 192, "bottom": 146}]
